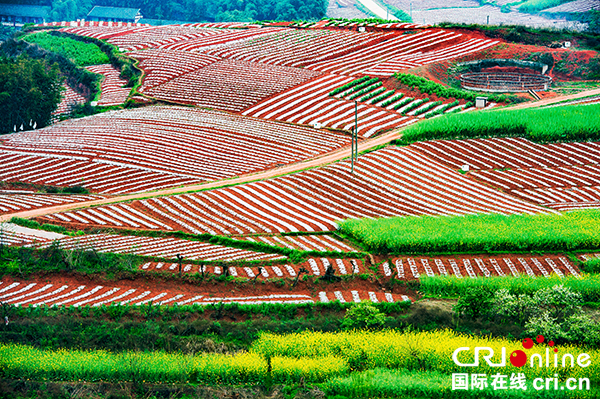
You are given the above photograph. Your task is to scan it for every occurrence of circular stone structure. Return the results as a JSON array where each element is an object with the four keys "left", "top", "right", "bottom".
[{"left": 460, "top": 72, "right": 552, "bottom": 92}]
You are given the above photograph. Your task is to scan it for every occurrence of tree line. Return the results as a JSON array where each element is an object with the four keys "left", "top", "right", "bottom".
[{"left": 11, "top": 0, "right": 328, "bottom": 23}]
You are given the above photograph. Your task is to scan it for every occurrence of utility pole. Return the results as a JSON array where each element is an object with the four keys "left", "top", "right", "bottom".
[{"left": 354, "top": 100, "right": 358, "bottom": 162}]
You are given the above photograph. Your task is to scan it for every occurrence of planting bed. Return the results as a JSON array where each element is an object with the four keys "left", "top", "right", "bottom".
[
  {"left": 140, "top": 59, "right": 320, "bottom": 112},
  {"left": 34, "top": 234, "right": 286, "bottom": 262},
  {"left": 127, "top": 49, "right": 221, "bottom": 90},
  {"left": 0, "top": 276, "right": 410, "bottom": 307},
  {"left": 204, "top": 29, "right": 393, "bottom": 67},
  {"left": 0, "top": 106, "right": 350, "bottom": 194},
  {"left": 39, "top": 146, "right": 546, "bottom": 234},
  {"left": 52, "top": 84, "right": 87, "bottom": 121},
  {"left": 244, "top": 234, "right": 360, "bottom": 252},
  {"left": 139, "top": 258, "right": 365, "bottom": 277},
  {"left": 411, "top": 137, "right": 600, "bottom": 210},
  {"left": 0, "top": 194, "right": 104, "bottom": 215},
  {"left": 0, "top": 230, "right": 52, "bottom": 247},
  {"left": 85, "top": 64, "right": 130, "bottom": 106},
  {"left": 243, "top": 74, "right": 412, "bottom": 137},
  {"left": 305, "top": 29, "right": 498, "bottom": 76},
  {"left": 158, "top": 27, "right": 284, "bottom": 52},
  {"left": 383, "top": 253, "right": 580, "bottom": 280}
]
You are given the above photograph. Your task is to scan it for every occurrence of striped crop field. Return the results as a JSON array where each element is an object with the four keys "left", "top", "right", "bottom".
[
  {"left": 204, "top": 29, "right": 394, "bottom": 67},
  {"left": 0, "top": 106, "right": 350, "bottom": 194},
  {"left": 38, "top": 145, "right": 547, "bottom": 234},
  {"left": 382, "top": 254, "right": 580, "bottom": 280},
  {"left": 244, "top": 235, "right": 360, "bottom": 252},
  {"left": 0, "top": 278, "right": 410, "bottom": 307},
  {"left": 34, "top": 234, "right": 286, "bottom": 262},
  {"left": 137, "top": 58, "right": 321, "bottom": 112},
  {"left": 411, "top": 137, "right": 600, "bottom": 211},
  {"left": 85, "top": 64, "right": 130, "bottom": 106},
  {"left": 0, "top": 194, "right": 104, "bottom": 215},
  {"left": 304, "top": 29, "right": 498, "bottom": 76},
  {"left": 127, "top": 49, "right": 221, "bottom": 90},
  {"left": 52, "top": 84, "right": 87, "bottom": 121},
  {"left": 243, "top": 74, "right": 413, "bottom": 137},
  {"left": 139, "top": 257, "right": 364, "bottom": 277}
]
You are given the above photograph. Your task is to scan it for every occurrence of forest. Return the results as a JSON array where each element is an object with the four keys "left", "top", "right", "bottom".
[{"left": 9, "top": 0, "right": 329, "bottom": 23}]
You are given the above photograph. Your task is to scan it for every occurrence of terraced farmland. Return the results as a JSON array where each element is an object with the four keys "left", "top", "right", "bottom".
[
  {"left": 37, "top": 145, "right": 546, "bottom": 233},
  {"left": 411, "top": 137, "right": 600, "bottom": 210},
  {"left": 0, "top": 106, "right": 350, "bottom": 194}
]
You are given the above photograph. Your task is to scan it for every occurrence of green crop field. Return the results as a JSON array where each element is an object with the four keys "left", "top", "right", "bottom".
[
  {"left": 398, "top": 104, "right": 600, "bottom": 144},
  {"left": 338, "top": 210, "right": 600, "bottom": 253},
  {"left": 23, "top": 32, "right": 109, "bottom": 67}
]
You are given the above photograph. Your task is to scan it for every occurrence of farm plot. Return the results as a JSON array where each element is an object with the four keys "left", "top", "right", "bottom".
[
  {"left": 52, "top": 84, "right": 87, "bottom": 121},
  {"left": 39, "top": 145, "right": 547, "bottom": 234},
  {"left": 159, "top": 27, "right": 287, "bottom": 52},
  {"left": 140, "top": 59, "right": 321, "bottom": 112},
  {"left": 243, "top": 74, "right": 412, "bottom": 137},
  {"left": 0, "top": 278, "right": 410, "bottom": 307},
  {"left": 59, "top": 24, "right": 155, "bottom": 41},
  {"left": 384, "top": 254, "right": 580, "bottom": 280},
  {"left": 140, "top": 258, "right": 364, "bottom": 277},
  {"left": 127, "top": 49, "right": 221, "bottom": 90},
  {"left": 204, "top": 29, "right": 393, "bottom": 68},
  {"left": 105, "top": 25, "right": 226, "bottom": 51},
  {"left": 0, "top": 194, "right": 104, "bottom": 216},
  {"left": 85, "top": 64, "right": 130, "bottom": 106},
  {"left": 0, "top": 106, "right": 350, "bottom": 194},
  {"left": 410, "top": 137, "right": 600, "bottom": 210},
  {"left": 0, "top": 231, "right": 51, "bottom": 247},
  {"left": 244, "top": 235, "right": 360, "bottom": 252},
  {"left": 35, "top": 234, "right": 286, "bottom": 262},
  {"left": 305, "top": 29, "right": 498, "bottom": 77}
]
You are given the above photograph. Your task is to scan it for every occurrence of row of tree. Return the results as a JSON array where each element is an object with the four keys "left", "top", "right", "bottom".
[{"left": 13, "top": 0, "right": 328, "bottom": 23}]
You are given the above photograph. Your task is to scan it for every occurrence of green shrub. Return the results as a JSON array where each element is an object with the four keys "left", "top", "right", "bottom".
[
  {"left": 370, "top": 90, "right": 394, "bottom": 104},
  {"left": 341, "top": 301, "right": 387, "bottom": 330},
  {"left": 329, "top": 76, "right": 371, "bottom": 96},
  {"left": 453, "top": 287, "right": 493, "bottom": 319},
  {"left": 582, "top": 258, "right": 600, "bottom": 273},
  {"left": 381, "top": 93, "right": 403, "bottom": 107}
]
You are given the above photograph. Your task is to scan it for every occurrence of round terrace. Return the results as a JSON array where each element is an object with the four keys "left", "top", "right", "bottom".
[{"left": 460, "top": 72, "right": 553, "bottom": 92}]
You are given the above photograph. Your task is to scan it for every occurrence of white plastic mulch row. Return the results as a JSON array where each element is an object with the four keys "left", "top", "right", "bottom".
[{"left": 0, "top": 281, "right": 410, "bottom": 306}]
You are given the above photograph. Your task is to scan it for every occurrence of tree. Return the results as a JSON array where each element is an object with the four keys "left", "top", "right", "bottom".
[{"left": 0, "top": 55, "right": 63, "bottom": 134}]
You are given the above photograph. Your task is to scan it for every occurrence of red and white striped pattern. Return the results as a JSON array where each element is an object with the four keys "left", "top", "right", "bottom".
[
  {"left": 85, "top": 64, "right": 130, "bottom": 106},
  {"left": 35, "top": 234, "right": 285, "bottom": 262},
  {"left": 0, "top": 194, "right": 103, "bottom": 215},
  {"left": 41, "top": 146, "right": 548, "bottom": 234},
  {"left": 243, "top": 74, "right": 412, "bottom": 137},
  {"left": 204, "top": 29, "right": 394, "bottom": 68},
  {"left": 0, "top": 106, "right": 350, "bottom": 194},
  {"left": 412, "top": 137, "right": 600, "bottom": 210},
  {"left": 52, "top": 84, "right": 87, "bottom": 121},
  {"left": 305, "top": 29, "right": 495, "bottom": 76},
  {"left": 59, "top": 25, "right": 155, "bottom": 40},
  {"left": 318, "top": 290, "right": 410, "bottom": 303},
  {"left": 158, "top": 27, "right": 284, "bottom": 52},
  {"left": 0, "top": 279, "right": 408, "bottom": 306},
  {"left": 139, "top": 258, "right": 362, "bottom": 277},
  {"left": 0, "top": 230, "right": 51, "bottom": 246},
  {"left": 139, "top": 59, "right": 320, "bottom": 112},
  {"left": 128, "top": 49, "right": 221, "bottom": 90},
  {"left": 106, "top": 26, "right": 226, "bottom": 51},
  {"left": 387, "top": 254, "right": 580, "bottom": 279},
  {"left": 362, "top": 38, "right": 498, "bottom": 77},
  {"left": 244, "top": 235, "right": 359, "bottom": 252}
]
